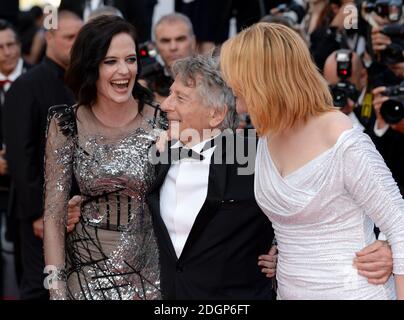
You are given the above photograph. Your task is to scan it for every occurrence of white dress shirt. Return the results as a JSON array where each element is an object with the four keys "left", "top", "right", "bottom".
[{"left": 159, "top": 137, "right": 217, "bottom": 258}]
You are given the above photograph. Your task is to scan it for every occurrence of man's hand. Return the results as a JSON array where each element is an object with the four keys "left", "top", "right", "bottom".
[
  {"left": 67, "top": 195, "right": 82, "bottom": 233},
  {"left": 33, "top": 217, "right": 44, "bottom": 239},
  {"left": 371, "top": 25, "right": 391, "bottom": 53},
  {"left": 353, "top": 240, "right": 393, "bottom": 285},
  {"left": 258, "top": 245, "right": 277, "bottom": 278},
  {"left": 372, "top": 86, "right": 389, "bottom": 130},
  {"left": 0, "top": 149, "right": 8, "bottom": 175}
]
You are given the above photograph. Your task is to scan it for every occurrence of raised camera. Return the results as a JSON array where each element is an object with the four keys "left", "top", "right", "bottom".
[
  {"left": 379, "top": 23, "right": 404, "bottom": 64},
  {"left": 380, "top": 82, "right": 404, "bottom": 124}
]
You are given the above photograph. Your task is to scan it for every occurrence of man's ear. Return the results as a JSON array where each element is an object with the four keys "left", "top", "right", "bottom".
[
  {"left": 190, "top": 35, "right": 196, "bottom": 52},
  {"left": 209, "top": 104, "right": 228, "bottom": 129},
  {"left": 45, "top": 30, "right": 53, "bottom": 43}
]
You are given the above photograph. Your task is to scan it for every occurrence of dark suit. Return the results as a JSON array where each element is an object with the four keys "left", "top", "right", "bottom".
[
  {"left": 59, "top": 0, "right": 112, "bottom": 18},
  {"left": 147, "top": 131, "right": 275, "bottom": 300},
  {"left": 0, "top": 0, "right": 19, "bottom": 25},
  {"left": 2, "top": 56, "right": 75, "bottom": 300},
  {"left": 0, "top": 61, "right": 31, "bottom": 297},
  {"left": 367, "top": 126, "right": 404, "bottom": 196},
  {"left": 59, "top": 0, "right": 156, "bottom": 42}
]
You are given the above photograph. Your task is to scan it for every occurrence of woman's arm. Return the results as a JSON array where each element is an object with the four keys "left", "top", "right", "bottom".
[
  {"left": 343, "top": 132, "right": 404, "bottom": 299},
  {"left": 43, "top": 107, "right": 75, "bottom": 300}
]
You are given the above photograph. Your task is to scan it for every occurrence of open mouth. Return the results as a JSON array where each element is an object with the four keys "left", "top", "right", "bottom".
[{"left": 110, "top": 79, "right": 130, "bottom": 90}]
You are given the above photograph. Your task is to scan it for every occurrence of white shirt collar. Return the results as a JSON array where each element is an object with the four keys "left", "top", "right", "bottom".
[{"left": 0, "top": 58, "right": 23, "bottom": 82}]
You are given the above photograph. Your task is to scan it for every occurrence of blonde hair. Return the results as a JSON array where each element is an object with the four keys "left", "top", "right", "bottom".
[{"left": 220, "top": 23, "right": 334, "bottom": 136}]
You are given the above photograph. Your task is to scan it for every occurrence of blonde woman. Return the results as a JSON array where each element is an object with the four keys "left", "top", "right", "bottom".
[{"left": 220, "top": 22, "right": 404, "bottom": 300}]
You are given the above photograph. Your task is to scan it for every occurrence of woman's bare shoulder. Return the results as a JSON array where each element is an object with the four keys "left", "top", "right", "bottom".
[{"left": 317, "top": 111, "right": 353, "bottom": 146}]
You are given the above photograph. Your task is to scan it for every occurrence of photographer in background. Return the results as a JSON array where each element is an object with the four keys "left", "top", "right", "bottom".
[
  {"left": 360, "top": 0, "right": 404, "bottom": 195},
  {"left": 324, "top": 49, "right": 370, "bottom": 129},
  {"left": 364, "top": 0, "right": 404, "bottom": 85},
  {"left": 139, "top": 13, "right": 196, "bottom": 103},
  {"left": 370, "top": 82, "right": 404, "bottom": 195}
]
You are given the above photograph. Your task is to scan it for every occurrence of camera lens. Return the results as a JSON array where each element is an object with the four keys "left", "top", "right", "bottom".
[
  {"left": 381, "top": 44, "right": 404, "bottom": 64},
  {"left": 331, "top": 87, "right": 347, "bottom": 108},
  {"left": 376, "top": 3, "right": 390, "bottom": 17},
  {"left": 380, "top": 99, "right": 404, "bottom": 124}
]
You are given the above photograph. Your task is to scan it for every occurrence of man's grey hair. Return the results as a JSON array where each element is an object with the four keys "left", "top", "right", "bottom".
[
  {"left": 172, "top": 55, "right": 239, "bottom": 131},
  {"left": 87, "top": 6, "right": 124, "bottom": 22},
  {"left": 153, "top": 12, "right": 194, "bottom": 39}
]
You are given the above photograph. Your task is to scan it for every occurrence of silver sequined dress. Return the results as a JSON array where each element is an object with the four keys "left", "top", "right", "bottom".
[
  {"left": 255, "top": 128, "right": 404, "bottom": 299},
  {"left": 43, "top": 104, "right": 163, "bottom": 300}
]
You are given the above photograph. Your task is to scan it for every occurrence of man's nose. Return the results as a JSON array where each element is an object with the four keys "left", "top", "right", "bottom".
[
  {"left": 160, "top": 95, "right": 174, "bottom": 112},
  {"left": 169, "top": 41, "right": 177, "bottom": 51},
  {"left": 2, "top": 46, "right": 11, "bottom": 56}
]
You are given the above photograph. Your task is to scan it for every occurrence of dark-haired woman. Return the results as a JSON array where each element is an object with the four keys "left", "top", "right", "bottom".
[{"left": 43, "top": 16, "right": 163, "bottom": 300}]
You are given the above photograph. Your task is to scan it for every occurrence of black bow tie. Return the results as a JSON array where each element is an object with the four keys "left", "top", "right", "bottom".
[{"left": 170, "top": 146, "right": 205, "bottom": 162}]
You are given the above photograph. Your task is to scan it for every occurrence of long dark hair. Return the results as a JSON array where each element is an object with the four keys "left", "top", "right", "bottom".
[{"left": 65, "top": 15, "right": 153, "bottom": 111}]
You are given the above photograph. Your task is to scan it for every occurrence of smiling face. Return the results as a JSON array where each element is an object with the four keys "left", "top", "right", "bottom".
[
  {"left": 160, "top": 76, "right": 214, "bottom": 143},
  {"left": 96, "top": 32, "right": 138, "bottom": 105}
]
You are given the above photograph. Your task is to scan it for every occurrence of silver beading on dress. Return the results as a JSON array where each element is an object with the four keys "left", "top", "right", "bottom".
[{"left": 43, "top": 104, "right": 163, "bottom": 300}]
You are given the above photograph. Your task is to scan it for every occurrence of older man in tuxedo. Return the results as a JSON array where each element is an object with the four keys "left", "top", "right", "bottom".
[{"left": 147, "top": 55, "right": 275, "bottom": 299}]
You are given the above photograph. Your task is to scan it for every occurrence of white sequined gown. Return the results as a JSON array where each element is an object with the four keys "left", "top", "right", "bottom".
[{"left": 255, "top": 128, "right": 404, "bottom": 299}]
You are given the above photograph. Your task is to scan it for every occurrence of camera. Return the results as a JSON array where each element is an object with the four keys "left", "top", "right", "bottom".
[
  {"left": 330, "top": 82, "right": 360, "bottom": 108},
  {"left": 380, "top": 82, "right": 404, "bottom": 124},
  {"left": 138, "top": 41, "right": 173, "bottom": 97},
  {"left": 336, "top": 49, "right": 352, "bottom": 80},
  {"left": 329, "top": 50, "right": 360, "bottom": 108},
  {"left": 364, "top": 0, "right": 403, "bottom": 22},
  {"left": 379, "top": 23, "right": 404, "bottom": 64},
  {"left": 138, "top": 41, "right": 161, "bottom": 78}
]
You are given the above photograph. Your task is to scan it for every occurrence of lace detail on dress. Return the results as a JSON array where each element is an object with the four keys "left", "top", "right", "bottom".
[
  {"left": 43, "top": 103, "right": 163, "bottom": 300},
  {"left": 43, "top": 105, "right": 76, "bottom": 300}
]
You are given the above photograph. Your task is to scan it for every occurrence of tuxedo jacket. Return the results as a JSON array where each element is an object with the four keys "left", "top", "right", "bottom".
[
  {"left": 2, "top": 57, "right": 75, "bottom": 221},
  {"left": 366, "top": 125, "right": 404, "bottom": 195},
  {"left": 147, "top": 131, "right": 275, "bottom": 300},
  {"left": 0, "top": 60, "right": 31, "bottom": 194}
]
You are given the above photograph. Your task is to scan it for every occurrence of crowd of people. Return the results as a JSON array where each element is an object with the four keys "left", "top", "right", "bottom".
[{"left": 0, "top": 0, "right": 403, "bottom": 300}]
